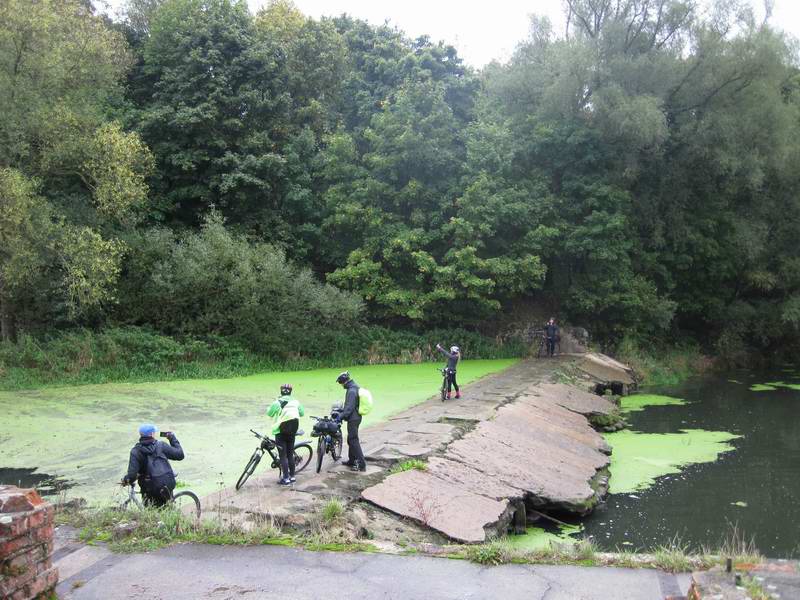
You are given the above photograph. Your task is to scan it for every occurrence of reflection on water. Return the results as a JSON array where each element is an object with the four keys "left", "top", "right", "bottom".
[
  {"left": 0, "top": 467, "right": 73, "bottom": 497},
  {"left": 582, "top": 371, "right": 800, "bottom": 557}
]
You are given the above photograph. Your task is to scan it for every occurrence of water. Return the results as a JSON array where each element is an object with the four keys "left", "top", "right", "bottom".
[
  {"left": 0, "top": 467, "right": 74, "bottom": 497},
  {"left": 582, "top": 371, "right": 800, "bottom": 557}
]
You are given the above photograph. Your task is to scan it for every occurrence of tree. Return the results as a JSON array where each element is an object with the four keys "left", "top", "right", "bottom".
[{"left": 0, "top": 0, "right": 153, "bottom": 339}]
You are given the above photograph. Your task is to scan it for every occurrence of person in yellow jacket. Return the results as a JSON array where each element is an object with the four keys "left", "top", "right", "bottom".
[{"left": 267, "top": 384, "right": 305, "bottom": 486}]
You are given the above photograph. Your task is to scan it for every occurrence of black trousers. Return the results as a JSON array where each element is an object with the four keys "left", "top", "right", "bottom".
[
  {"left": 276, "top": 419, "right": 299, "bottom": 479},
  {"left": 141, "top": 477, "right": 174, "bottom": 507},
  {"left": 346, "top": 417, "right": 366, "bottom": 468},
  {"left": 446, "top": 370, "right": 459, "bottom": 393},
  {"left": 546, "top": 337, "right": 556, "bottom": 356}
]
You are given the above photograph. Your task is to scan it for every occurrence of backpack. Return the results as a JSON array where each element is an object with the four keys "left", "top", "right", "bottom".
[
  {"left": 358, "top": 387, "right": 373, "bottom": 415},
  {"left": 145, "top": 443, "right": 174, "bottom": 482}
]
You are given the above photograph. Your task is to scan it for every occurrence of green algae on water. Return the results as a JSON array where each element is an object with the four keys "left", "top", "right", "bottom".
[
  {"left": 749, "top": 383, "right": 778, "bottom": 391},
  {"left": 0, "top": 360, "right": 517, "bottom": 503},
  {"left": 620, "top": 394, "right": 686, "bottom": 413},
  {"left": 604, "top": 429, "right": 741, "bottom": 494},
  {"left": 505, "top": 524, "right": 583, "bottom": 551},
  {"left": 749, "top": 381, "right": 800, "bottom": 392}
]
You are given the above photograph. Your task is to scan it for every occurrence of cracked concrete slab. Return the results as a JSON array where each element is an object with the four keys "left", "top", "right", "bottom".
[
  {"left": 361, "top": 361, "right": 614, "bottom": 541},
  {"left": 360, "top": 468, "right": 510, "bottom": 543}
]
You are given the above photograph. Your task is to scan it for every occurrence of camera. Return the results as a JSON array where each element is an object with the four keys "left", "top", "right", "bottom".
[{"left": 159, "top": 431, "right": 172, "bottom": 438}]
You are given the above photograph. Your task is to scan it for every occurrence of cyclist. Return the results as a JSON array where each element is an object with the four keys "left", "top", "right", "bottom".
[
  {"left": 122, "top": 424, "right": 184, "bottom": 507},
  {"left": 436, "top": 343, "right": 461, "bottom": 399},
  {"left": 544, "top": 317, "right": 559, "bottom": 357},
  {"left": 267, "top": 384, "right": 305, "bottom": 486},
  {"left": 334, "top": 371, "right": 366, "bottom": 472}
]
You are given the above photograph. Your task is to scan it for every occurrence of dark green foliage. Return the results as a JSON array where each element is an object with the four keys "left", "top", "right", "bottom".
[
  {"left": 115, "top": 213, "right": 363, "bottom": 354},
  {"left": 0, "top": 325, "right": 526, "bottom": 389},
  {"left": 5, "top": 0, "right": 800, "bottom": 375}
]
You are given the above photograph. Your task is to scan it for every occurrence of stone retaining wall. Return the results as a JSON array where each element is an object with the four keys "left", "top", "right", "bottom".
[{"left": 0, "top": 486, "right": 58, "bottom": 600}]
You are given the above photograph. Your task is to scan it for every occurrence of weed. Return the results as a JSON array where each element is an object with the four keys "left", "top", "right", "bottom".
[
  {"left": 652, "top": 537, "right": 695, "bottom": 573},
  {"left": 321, "top": 498, "right": 345, "bottom": 524},
  {"left": 58, "top": 504, "right": 283, "bottom": 553},
  {"left": 741, "top": 575, "right": 773, "bottom": 600},
  {"left": 464, "top": 540, "right": 513, "bottom": 565},
  {"left": 389, "top": 459, "right": 428, "bottom": 474},
  {"left": 707, "top": 522, "right": 762, "bottom": 567}
]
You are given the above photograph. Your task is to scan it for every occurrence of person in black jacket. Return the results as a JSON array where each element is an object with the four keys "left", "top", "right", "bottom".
[
  {"left": 544, "top": 318, "right": 559, "bottom": 357},
  {"left": 122, "top": 424, "right": 185, "bottom": 506},
  {"left": 334, "top": 371, "right": 366, "bottom": 472},
  {"left": 436, "top": 343, "right": 461, "bottom": 399}
]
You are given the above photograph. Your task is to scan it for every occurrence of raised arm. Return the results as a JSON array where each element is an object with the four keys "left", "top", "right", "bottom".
[{"left": 161, "top": 433, "right": 184, "bottom": 461}]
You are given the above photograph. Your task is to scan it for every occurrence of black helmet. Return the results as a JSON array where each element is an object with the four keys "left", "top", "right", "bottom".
[
  {"left": 280, "top": 383, "right": 292, "bottom": 396},
  {"left": 336, "top": 371, "right": 351, "bottom": 385}
]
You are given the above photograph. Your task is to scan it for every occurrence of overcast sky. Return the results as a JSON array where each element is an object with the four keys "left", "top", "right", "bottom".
[{"left": 101, "top": 0, "right": 800, "bottom": 67}]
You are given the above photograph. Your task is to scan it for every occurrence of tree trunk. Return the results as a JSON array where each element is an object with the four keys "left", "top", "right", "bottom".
[{"left": 0, "top": 287, "right": 15, "bottom": 343}]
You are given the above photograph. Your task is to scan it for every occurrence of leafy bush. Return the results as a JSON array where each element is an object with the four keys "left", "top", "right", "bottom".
[
  {"left": 615, "top": 335, "right": 711, "bottom": 386},
  {"left": 115, "top": 214, "right": 363, "bottom": 356}
]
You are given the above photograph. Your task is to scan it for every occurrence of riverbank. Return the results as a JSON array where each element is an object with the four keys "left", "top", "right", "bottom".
[{"left": 0, "top": 326, "right": 526, "bottom": 391}]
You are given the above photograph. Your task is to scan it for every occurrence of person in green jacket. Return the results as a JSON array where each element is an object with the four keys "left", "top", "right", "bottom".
[{"left": 267, "top": 383, "right": 305, "bottom": 486}]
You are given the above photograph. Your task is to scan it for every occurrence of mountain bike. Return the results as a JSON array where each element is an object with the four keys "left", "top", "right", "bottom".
[
  {"left": 235, "top": 429, "right": 313, "bottom": 490},
  {"left": 536, "top": 331, "right": 560, "bottom": 358},
  {"left": 310, "top": 415, "right": 343, "bottom": 473},
  {"left": 118, "top": 481, "right": 201, "bottom": 519},
  {"left": 439, "top": 367, "right": 449, "bottom": 401}
]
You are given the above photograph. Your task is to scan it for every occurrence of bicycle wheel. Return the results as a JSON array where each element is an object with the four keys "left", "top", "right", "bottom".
[
  {"left": 537, "top": 339, "right": 545, "bottom": 359},
  {"left": 440, "top": 374, "right": 447, "bottom": 402},
  {"left": 315, "top": 436, "right": 325, "bottom": 473},
  {"left": 172, "top": 490, "right": 201, "bottom": 520},
  {"left": 331, "top": 434, "right": 343, "bottom": 461},
  {"left": 235, "top": 450, "right": 262, "bottom": 490},
  {"left": 293, "top": 443, "right": 313, "bottom": 473}
]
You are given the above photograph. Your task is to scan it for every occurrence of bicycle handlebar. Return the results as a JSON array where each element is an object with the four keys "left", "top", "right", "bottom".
[{"left": 250, "top": 429, "right": 266, "bottom": 439}]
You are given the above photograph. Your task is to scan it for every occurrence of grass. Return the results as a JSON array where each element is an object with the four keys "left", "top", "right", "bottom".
[
  {"left": 59, "top": 504, "right": 286, "bottom": 553},
  {"left": 704, "top": 522, "right": 763, "bottom": 567},
  {"left": 741, "top": 575, "right": 773, "bottom": 600},
  {"left": 389, "top": 459, "right": 428, "bottom": 474},
  {"left": 0, "top": 326, "right": 527, "bottom": 391},
  {"left": 616, "top": 337, "right": 711, "bottom": 386},
  {"left": 652, "top": 537, "right": 697, "bottom": 572},
  {"left": 463, "top": 537, "right": 600, "bottom": 567},
  {"left": 459, "top": 529, "right": 766, "bottom": 573},
  {"left": 321, "top": 498, "right": 345, "bottom": 523},
  {"left": 57, "top": 497, "right": 377, "bottom": 555}
]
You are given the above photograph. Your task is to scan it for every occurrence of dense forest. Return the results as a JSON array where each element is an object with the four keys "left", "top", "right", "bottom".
[{"left": 1, "top": 0, "right": 799, "bottom": 379}]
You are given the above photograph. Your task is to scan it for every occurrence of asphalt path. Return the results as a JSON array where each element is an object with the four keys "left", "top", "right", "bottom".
[{"left": 56, "top": 542, "right": 691, "bottom": 600}]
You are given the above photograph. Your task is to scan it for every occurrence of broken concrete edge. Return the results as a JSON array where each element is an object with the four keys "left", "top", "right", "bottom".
[{"left": 359, "top": 361, "right": 633, "bottom": 543}]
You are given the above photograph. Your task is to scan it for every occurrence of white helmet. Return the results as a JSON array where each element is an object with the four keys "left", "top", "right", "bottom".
[{"left": 450, "top": 346, "right": 460, "bottom": 353}]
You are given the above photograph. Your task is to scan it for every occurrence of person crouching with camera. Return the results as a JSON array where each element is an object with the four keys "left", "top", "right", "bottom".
[{"left": 122, "top": 424, "right": 185, "bottom": 507}]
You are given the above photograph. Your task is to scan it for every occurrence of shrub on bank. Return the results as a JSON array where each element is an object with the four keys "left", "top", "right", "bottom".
[
  {"left": 0, "top": 325, "right": 528, "bottom": 390},
  {"left": 615, "top": 336, "right": 712, "bottom": 386}
]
